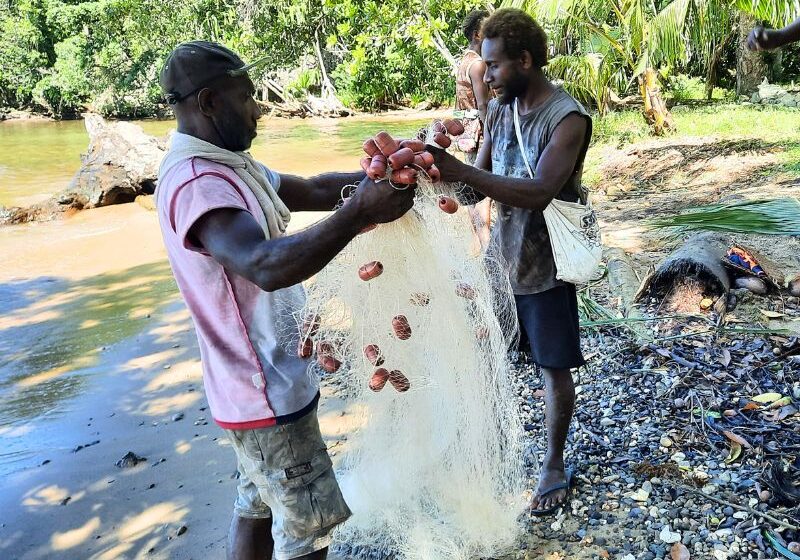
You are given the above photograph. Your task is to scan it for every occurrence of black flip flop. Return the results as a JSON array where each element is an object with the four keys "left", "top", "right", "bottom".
[{"left": 530, "top": 468, "right": 574, "bottom": 517}]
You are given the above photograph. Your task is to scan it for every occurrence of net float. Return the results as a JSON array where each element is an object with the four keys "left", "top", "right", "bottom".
[
  {"left": 388, "top": 370, "right": 411, "bottom": 392},
  {"left": 319, "top": 356, "right": 341, "bottom": 373},
  {"left": 455, "top": 282, "right": 476, "bottom": 299},
  {"left": 363, "top": 138, "right": 381, "bottom": 157},
  {"left": 369, "top": 368, "right": 390, "bottom": 392},
  {"left": 432, "top": 132, "right": 451, "bottom": 149},
  {"left": 301, "top": 314, "right": 321, "bottom": 337},
  {"left": 390, "top": 168, "right": 418, "bottom": 185},
  {"left": 409, "top": 292, "right": 430, "bottom": 306},
  {"left": 297, "top": 337, "right": 313, "bottom": 358},
  {"left": 375, "top": 131, "right": 400, "bottom": 156},
  {"left": 367, "top": 154, "right": 387, "bottom": 180},
  {"left": 358, "top": 261, "right": 384, "bottom": 281},
  {"left": 360, "top": 156, "right": 372, "bottom": 173},
  {"left": 438, "top": 196, "right": 458, "bottom": 214},
  {"left": 392, "top": 315, "right": 411, "bottom": 340},
  {"left": 442, "top": 118, "right": 465, "bottom": 136},
  {"left": 388, "top": 147, "right": 415, "bottom": 169},
  {"left": 399, "top": 139, "right": 425, "bottom": 152},
  {"left": 427, "top": 164, "right": 441, "bottom": 182},
  {"left": 316, "top": 341, "right": 341, "bottom": 373},
  {"left": 418, "top": 151, "right": 435, "bottom": 168},
  {"left": 364, "top": 344, "right": 385, "bottom": 366}
]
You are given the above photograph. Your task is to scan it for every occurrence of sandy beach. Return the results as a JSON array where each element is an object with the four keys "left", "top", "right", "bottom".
[
  {"left": 0, "top": 110, "right": 452, "bottom": 560},
  {"left": 0, "top": 203, "right": 356, "bottom": 560}
]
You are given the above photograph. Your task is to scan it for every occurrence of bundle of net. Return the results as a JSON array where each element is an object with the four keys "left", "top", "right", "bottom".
[{"left": 294, "top": 121, "right": 528, "bottom": 560}]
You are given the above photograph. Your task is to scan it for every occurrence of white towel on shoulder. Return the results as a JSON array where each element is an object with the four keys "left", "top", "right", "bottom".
[{"left": 159, "top": 132, "right": 291, "bottom": 238}]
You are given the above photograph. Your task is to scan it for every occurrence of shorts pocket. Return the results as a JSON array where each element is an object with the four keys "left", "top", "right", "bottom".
[
  {"left": 271, "top": 449, "right": 331, "bottom": 489},
  {"left": 268, "top": 451, "right": 351, "bottom": 539}
]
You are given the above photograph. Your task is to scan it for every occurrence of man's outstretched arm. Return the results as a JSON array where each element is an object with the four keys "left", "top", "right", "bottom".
[
  {"left": 748, "top": 17, "right": 800, "bottom": 50},
  {"left": 431, "top": 113, "right": 588, "bottom": 211},
  {"left": 278, "top": 172, "right": 366, "bottom": 212},
  {"left": 191, "top": 176, "right": 413, "bottom": 292}
]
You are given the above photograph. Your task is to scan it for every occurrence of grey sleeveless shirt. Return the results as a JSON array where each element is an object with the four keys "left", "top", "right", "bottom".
[{"left": 485, "top": 87, "right": 592, "bottom": 294}]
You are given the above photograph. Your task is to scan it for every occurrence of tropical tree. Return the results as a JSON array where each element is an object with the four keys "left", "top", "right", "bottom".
[
  {"left": 503, "top": 0, "right": 799, "bottom": 134},
  {"left": 236, "top": 0, "right": 488, "bottom": 110}
]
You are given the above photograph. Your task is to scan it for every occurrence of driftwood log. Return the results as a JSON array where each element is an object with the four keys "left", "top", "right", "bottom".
[
  {"left": 607, "top": 248, "right": 643, "bottom": 313},
  {"left": 1, "top": 114, "right": 166, "bottom": 225}
]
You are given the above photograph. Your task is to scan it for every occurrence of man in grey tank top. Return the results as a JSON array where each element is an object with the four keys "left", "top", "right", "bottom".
[{"left": 430, "top": 8, "right": 593, "bottom": 516}]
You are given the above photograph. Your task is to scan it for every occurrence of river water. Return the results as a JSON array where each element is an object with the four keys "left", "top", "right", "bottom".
[
  {"left": 0, "top": 114, "right": 438, "bottom": 207},
  {"left": 0, "top": 111, "right": 443, "bottom": 475}
]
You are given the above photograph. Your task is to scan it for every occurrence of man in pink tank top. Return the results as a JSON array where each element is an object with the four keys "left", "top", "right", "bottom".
[
  {"left": 156, "top": 42, "right": 414, "bottom": 560},
  {"left": 455, "top": 10, "right": 494, "bottom": 247}
]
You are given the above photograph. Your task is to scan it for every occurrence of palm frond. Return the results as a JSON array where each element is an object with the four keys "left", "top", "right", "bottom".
[
  {"left": 648, "top": 0, "right": 692, "bottom": 67},
  {"left": 547, "top": 53, "right": 612, "bottom": 111},
  {"left": 623, "top": 0, "right": 648, "bottom": 56},
  {"left": 649, "top": 198, "right": 800, "bottom": 235},
  {"left": 502, "top": 0, "right": 586, "bottom": 22},
  {"left": 689, "top": 0, "right": 734, "bottom": 66},
  {"left": 735, "top": 0, "right": 800, "bottom": 27}
]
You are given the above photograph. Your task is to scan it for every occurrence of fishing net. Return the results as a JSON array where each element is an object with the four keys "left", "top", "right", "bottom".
[{"left": 293, "top": 130, "right": 527, "bottom": 560}]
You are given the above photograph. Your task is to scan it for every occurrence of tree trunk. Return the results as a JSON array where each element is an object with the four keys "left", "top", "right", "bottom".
[
  {"left": 736, "top": 12, "right": 768, "bottom": 96},
  {"left": 639, "top": 68, "right": 674, "bottom": 135},
  {"left": 705, "top": 34, "right": 731, "bottom": 100},
  {"left": 638, "top": 233, "right": 731, "bottom": 301},
  {"left": 311, "top": 29, "right": 349, "bottom": 116}
]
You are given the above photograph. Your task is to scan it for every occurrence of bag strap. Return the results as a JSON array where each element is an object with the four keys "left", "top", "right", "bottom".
[
  {"left": 514, "top": 98, "right": 591, "bottom": 207},
  {"left": 513, "top": 98, "right": 534, "bottom": 179}
]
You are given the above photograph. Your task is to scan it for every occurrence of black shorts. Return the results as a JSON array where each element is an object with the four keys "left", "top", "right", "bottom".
[{"left": 515, "top": 284, "right": 585, "bottom": 370}]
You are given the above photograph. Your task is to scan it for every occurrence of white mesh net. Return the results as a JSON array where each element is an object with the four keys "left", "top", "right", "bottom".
[{"left": 298, "top": 170, "right": 527, "bottom": 559}]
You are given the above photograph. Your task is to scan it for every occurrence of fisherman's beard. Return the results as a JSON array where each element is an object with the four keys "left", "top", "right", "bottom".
[{"left": 497, "top": 71, "right": 528, "bottom": 105}]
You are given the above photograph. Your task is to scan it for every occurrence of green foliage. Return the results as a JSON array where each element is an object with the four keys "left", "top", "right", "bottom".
[
  {"left": 666, "top": 74, "right": 733, "bottom": 101},
  {"left": 286, "top": 68, "right": 320, "bottom": 98},
  {"left": 649, "top": 198, "right": 800, "bottom": 235},
  {"left": 589, "top": 109, "right": 652, "bottom": 145},
  {"left": 4, "top": 0, "right": 799, "bottom": 118},
  {"left": 547, "top": 52, "right": 627, "bottom": 113},
  {"left": 736, "top": 0, "right": 800, "bottom": 26},
  {"left": 0, "top": 10, "right": 48, "bottom": 107},
  {"left": 33, "top": 35, "right": 93, "bottom": 116},
  {"left": 588, "top": 104, "right": 800, "bottom": 150},
  {"left": 504, "top": 0, "right": 798, "bottom": 111},
  {"left": 1, "top": 0, "right": 250, "bottom": 117},
  {"left": 0, "top": 0, "right": 491, "bottom": 117},
  {"left": 323, "top": 0, "right": 479, "bottom": 109}
]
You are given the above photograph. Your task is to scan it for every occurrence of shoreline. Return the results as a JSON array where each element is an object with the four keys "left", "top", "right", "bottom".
[
  {"left": 0, "top": 104, "right": 451, "bottom": 124},
  {"left": 0, "top": 204, "right": 357, "bottom": 559},
  {"left": 0, "top": 108, "right": 451, "bottom": 222}
]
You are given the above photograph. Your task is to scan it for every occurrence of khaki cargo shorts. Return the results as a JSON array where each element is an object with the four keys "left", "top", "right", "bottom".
[{"left": 226, "top": 406, "right": 351, "bottom": 560}]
